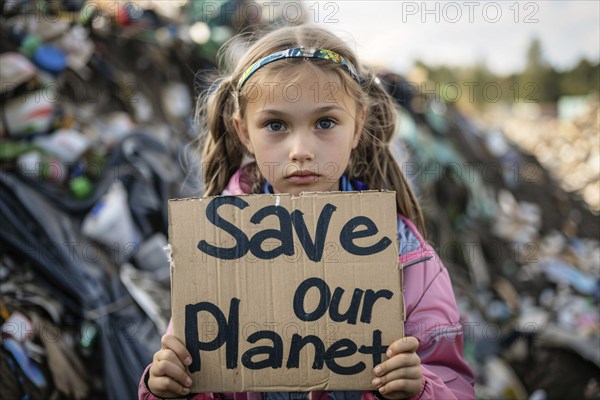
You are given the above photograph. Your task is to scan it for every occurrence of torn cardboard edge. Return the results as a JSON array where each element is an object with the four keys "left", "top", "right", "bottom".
[
  {"left": 167, "top": 189, "right": 395, "bottom": 202},
  {"left": 168, "top": 190, "right": 404, "bottom": 392}
]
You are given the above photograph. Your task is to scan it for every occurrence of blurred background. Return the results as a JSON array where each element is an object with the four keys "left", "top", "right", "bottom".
[{"left": 0, "top": 1, "right": 598, "bottom": 399}]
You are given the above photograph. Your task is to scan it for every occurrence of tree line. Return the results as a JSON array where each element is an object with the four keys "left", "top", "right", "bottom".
[{"left": 416, "top": 38, "right": 600, "bottom": 106}]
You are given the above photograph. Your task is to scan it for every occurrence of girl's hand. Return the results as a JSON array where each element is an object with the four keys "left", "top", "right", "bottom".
[
  {"left": 148, "top": 334, "right": 193, "bottom": 398},
  {"left": 371, "top": 336, "right": 423, "bottom": 399}
]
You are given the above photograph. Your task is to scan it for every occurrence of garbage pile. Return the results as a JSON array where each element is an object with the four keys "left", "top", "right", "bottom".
[
  {"left": 1, "top": 1, "right": 598, "bottom": 399},
  {"left": 502, "top": 99, "right": 600, "bottom": 213},
  {"left": 381, "top": 72, "right": 600, "bottom": 399},
  {"left": 0, "top": 1, "right": 225, "bottom": 398}
]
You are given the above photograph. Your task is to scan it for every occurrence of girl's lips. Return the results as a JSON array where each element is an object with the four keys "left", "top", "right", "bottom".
[{"left": 286, "top": 174, "right": 319, "bottom": 184}]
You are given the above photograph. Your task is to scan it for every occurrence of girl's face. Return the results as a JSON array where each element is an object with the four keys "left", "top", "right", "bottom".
[{"left": 234, "top": 67, "right": 365, "bottom": 196}]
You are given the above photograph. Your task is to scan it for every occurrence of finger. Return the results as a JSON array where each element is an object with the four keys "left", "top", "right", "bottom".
[
  {"left": 152, "top": 358, "right": 193, "bottom": 388},
  {"left": 378, "top": 377, "right": 422, "bottom": 399},
  {"left": 371, "top": 366, "right": 422, "bottom": 388},
  {"left": 149, "top": 375, "right": 191, "bottom": 398},
  {"left": 152, "top": 349, "right": 188, "bottom": 384},
  {"left": 373, "top": 353, "right": 420, "bottom": 377},
  {"left": 161, "top": 334, "right": 192, "bottom": 366},
  {"left": 386, "top": 336, "right": 419, "bottom": 357},
  {"left": 153, "top": 348, "right": 185, "bottom": 371}
]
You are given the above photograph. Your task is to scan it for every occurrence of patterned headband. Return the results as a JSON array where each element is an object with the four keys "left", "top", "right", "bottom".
[{"left": 237, "top": 47, "right": 362, "bottom": 90}]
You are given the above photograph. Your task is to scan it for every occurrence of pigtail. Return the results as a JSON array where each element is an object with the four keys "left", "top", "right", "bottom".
[
  {"left": 197, "top": 77, "right": 245, "bottom": 196},
  {"left": 351, "top": 73, "right": 427, "bottom": 236}
]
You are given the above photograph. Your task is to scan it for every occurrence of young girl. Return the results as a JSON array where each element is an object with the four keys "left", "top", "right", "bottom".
[{"left": 139, "top": 25, "right": 475, "bottom": 400}]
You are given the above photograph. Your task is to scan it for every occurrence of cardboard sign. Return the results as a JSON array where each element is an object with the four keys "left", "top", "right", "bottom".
[{"left": 169, "top": 191, "right": 403, "bottom": 392}]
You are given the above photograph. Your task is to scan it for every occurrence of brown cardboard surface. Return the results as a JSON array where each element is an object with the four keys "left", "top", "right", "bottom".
[{"left": 169, "top": 191, "right": 403, "bottom": 392}]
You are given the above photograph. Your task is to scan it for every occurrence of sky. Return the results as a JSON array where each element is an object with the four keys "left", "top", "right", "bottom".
[{"left": 307, "top": 0, "right": 600, "bottom": 75}]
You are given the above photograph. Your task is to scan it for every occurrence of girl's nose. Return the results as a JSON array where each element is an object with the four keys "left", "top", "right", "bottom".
[{"left": 288, "top": 133, "right": 315, "bottom": 163}]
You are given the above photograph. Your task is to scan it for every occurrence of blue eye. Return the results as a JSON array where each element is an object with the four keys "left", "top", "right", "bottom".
[
  {"left": 316, "top": 118, "right": 335, "bottom": 129},
  {"left": 265, "top": 120, "right": 285, "bottom": 132}
]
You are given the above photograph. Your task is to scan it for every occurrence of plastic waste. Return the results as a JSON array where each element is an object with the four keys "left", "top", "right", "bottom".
[
  {"left": 32, "top": 45, "right": 67, "bottom": 75},
  {"left": 162, "top": 81, "right": 192, "bottom": 119},
  {"left": 3, "top": 89, "right": 57, "bottom": 136},
  {"left": 482, "top": 355, "right": 528, "bottom": 399},
  {"left": 57, "top": 25, "right": 95, "bottom": 77},
  {"left": 79, "top": 320, "right": 98, "bottom": 355},
  {"left": 33, "top": 128, "right": 92, "bottom": 163},
  {"left": 93, "top": 112, "right": 136, "bottom": 147},
  {"left": 69, "top": 176, "right": 93, "bottom": 199},
  {"left": 2, "top": 311, "right": 34, "bottom": 342},
  {"left": 2, "top": 338, "right": 47, "bottom": 388},
  {"left": 493, "top": 189, "right": 542, "bottom": 244},
  {"left": 82, "top": 181, "right": 141, "bottom": 263},
  {"left": 0, "top": 52, "right": 37, "bottom": 92},
  {"left": 528, "top": 389, "right": 547, "bottom": 400},
  {"left": 133, "top": 232, "right": 169, "bottom": 277},
  {"left": 130, "top": 91, "right": 154, "bottom": 122},
  {"left": 542, "top": 259, "right": 598, "bottom": 296},
  {"left": 17, "top": 151, "right": 67, "bottom": 183},
  {"left": 120, "top": 263, "right": 168, "bottom": 332}
]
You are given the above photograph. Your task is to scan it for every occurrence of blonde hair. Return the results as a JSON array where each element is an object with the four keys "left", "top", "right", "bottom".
[{"left": 197, "top": 25, "right": 426, "bottom": 235}]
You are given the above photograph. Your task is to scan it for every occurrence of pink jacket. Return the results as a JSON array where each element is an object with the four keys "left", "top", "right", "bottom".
[{"left": 139, "top": 170, "right": 476, "bottom": 399}]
